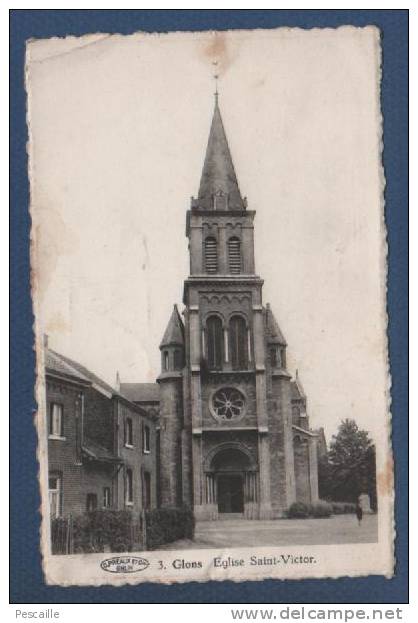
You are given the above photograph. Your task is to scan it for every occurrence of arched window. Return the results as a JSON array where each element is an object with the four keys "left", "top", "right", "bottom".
[
  {"left": 229, "top": 315, "right": 248, "bottom": 370},
  {"left": 206, "top": 315, "right": 223, "bottom": 370},
  {"left": 205, "top": 237, "right": 218, "bottom": 273},
  {"left": 228, "top": 237, "right": 241, "bottom": 274}
]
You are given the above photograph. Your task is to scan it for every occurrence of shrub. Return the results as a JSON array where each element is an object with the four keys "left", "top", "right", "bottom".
[
  {"left": 145, "top": 507, "right": 195, "bottom": 550},
  {"left": 311, "top": 501, "right": 332, "bottom": 518},
  {"left": 331, "top": 501, "right": 356, "bottom": 515},
  {"left": 287, "top": 502, "right": 309, "bottom": 519},
  {"left": 55, "top": 510, "right": 139, "bottom": 554}
]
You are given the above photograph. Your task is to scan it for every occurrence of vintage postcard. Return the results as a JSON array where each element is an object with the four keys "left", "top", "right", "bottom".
[{"left": 27, "top": 26, "right": 394, "bottom": 586}]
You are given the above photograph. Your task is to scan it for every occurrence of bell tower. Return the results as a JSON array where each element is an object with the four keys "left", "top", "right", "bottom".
[
  {"left": 182, "top": 95, "right": 275, "bottom": 519},
  {"left": 157, "top": 93, "right": 316, "bottom": 519}
]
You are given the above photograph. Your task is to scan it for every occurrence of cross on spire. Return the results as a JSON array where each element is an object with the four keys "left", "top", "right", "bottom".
[{"left": 212, "top": 60, "right": 219, "bottom": 104}]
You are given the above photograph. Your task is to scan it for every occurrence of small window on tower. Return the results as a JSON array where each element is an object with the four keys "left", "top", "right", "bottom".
[
  {"left": 173, "top": 349, "right": 183, "bottom": 369},
  {"left": 205, "top": 237, "right": 218, "bottom": 273},
  {"left": 270, "top": 346, "right": 278, "bottom": 368},
  {"left": 163, "top": 351, "right": 169, "bottom": 371}
]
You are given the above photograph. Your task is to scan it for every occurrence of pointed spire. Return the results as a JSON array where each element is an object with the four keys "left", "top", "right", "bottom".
[
  {"left": 265, "top": 303, "right": 287, "bottom": 346},
  {"left": 160, "top": 304, "right": 185, "bottom": 348},
  {"left": 197, "top": 96, "right": 245, "bottom": 211},
  {"left": 295, "top": 369, "right": 307, "bottom": 400}
]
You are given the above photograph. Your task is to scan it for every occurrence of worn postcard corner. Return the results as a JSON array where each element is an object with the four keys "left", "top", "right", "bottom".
[{"left": 26, "top": 26, "right": 394, "bottom": 587}]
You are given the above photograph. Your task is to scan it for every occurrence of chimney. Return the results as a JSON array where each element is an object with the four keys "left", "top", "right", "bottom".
[{"left": 43, "top": 333, "right": 49, "bottom": 348}]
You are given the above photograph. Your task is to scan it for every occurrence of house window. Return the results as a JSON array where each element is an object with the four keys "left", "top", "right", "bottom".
[
  {"left": 86, "top": 493, "right": 98, "bottom": 512},
  {"left": 163, "top": 351, "right": 169, "bottom": 371},
  {"left": 143, "top": 472, "right": 151, "bottom": 509},
  {"left": 125, "top": 468, "right": 133, "bottom": 505},
  {"left": 204, "top": 237, "right": 218, "bottom": 273},
  {"left": 103, "top": 487, "right": 111, "bottom": 509},
  {"left": 206, "top": 315, "right": 223, "bottom": 370},
  {"left": 143, "top": 424, "right": 151, "bottom": 454},
  {"left": 125, "top": 417, "right": 133, "bottom": 447},
  {"left": 49, "top": 403, "right": 63, "bottom": 437},
  {"left": 228, "top": 237, "right": 241, "bottom": 274},
  {"left": 229, "top": 315, "right": 248, "bottom": 370},
  {"left": 48, "top": 475, "right": 61, "bottom": 519}
]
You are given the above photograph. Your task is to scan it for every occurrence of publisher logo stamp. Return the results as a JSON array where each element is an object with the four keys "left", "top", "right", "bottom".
[{"left": 100, "top": 556, "right": 149, "bottom": 574}]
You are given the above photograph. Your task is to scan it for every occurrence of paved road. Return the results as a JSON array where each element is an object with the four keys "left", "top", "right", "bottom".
[{"left": 159, "top": 513, "right": 378, "bottom": 550}]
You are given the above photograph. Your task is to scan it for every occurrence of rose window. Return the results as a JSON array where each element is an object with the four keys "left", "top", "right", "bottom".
[{"left": 211, "top": 387, "right": 246, "bottom": 421}]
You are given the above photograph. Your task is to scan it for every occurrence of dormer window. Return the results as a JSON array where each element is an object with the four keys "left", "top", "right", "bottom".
[{"left": 213, "top": 190, "right": 228, "bottom": 210}]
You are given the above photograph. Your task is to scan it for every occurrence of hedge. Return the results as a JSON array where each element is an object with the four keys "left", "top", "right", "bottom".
[
  {"left": 287, "top": 501, "right": 333, "bottom": 519},
  {"left": 145, "top": 507, "right": 195, "bottom": 550},
  {"left": 330, "top": 501, "right": 356, "bottom": 515},
  {"left": 51, "top": 510, "right": 141, "bottom": 554}
]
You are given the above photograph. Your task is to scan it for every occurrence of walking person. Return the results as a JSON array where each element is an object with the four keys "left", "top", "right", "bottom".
[{"left": 355, "top": 500, "right": 363, "bottom": 527}]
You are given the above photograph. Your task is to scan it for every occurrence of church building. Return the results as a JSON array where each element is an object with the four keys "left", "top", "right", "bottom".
[{"left": 152, "top": 95, "right": 320, "bottom": 520}]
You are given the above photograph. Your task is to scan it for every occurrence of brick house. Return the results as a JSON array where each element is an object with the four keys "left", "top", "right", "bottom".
[{"left": 45, "top": 348, "right": 157, "bottom": 519}]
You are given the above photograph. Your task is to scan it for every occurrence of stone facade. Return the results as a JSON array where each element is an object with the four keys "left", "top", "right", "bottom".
[{"left": 157, "top": 97, "right": 320, "bottom": 519}]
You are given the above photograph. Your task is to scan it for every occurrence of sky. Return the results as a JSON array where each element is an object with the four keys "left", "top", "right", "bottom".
[{"left": 27, "top": 27, "right": 388, "bottom": 444}]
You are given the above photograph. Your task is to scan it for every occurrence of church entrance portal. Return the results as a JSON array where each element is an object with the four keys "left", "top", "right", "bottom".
[
  {"left": 204, "top": 446, "right": 258, "bottom": 518},
  {"left": 217, "top": 474, "right": 244, "bottom": 514}
]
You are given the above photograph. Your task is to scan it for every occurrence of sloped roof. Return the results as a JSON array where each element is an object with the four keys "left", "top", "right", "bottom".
[
  {"left": 265, "top": 303, "right": 287, "bottom": 345},
  {"left": 82, "top": 438, "right": 121, "bottom": 463},
  {"left": 290, "top": 380, "right": 303, "bottom": 401},
  {"left": 292, "top": 424, "right": 317, "bottom": 438},
  {"left": 45, "top": 349, "right": 91, "bottom": 385},
  {"left": 120, "top": 382, "right": 160, "bottom": 403},
  {"left": 160, "top": 304, "right": 184, "bottom": 348},
  {"left": 47, "top": 348, "right": 116, "bottom": 396},
  {"left": 197, "top": 97, "right": 245, "bottom": 211}
]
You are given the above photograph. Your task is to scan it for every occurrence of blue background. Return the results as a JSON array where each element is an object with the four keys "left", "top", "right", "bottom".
[{"left": 10, "top": 9, "right": 408, "bottom": 604}]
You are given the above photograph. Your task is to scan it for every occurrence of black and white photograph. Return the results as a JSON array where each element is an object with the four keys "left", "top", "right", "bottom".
[{"left": 26, "top": 26, "right": 393, "bottom": 585}]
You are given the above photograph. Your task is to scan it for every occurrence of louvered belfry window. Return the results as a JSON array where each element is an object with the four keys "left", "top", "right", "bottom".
[
  {"left": 205, "top": 237, "right": 218, "bottom": 273},
  {"left": 228, "top": 237, "right": 241, "bottom": 274}
]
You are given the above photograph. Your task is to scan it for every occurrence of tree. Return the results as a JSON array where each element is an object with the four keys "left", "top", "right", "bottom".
[{"left": 325, "top": 419, "right": 376, "bottom": 503}]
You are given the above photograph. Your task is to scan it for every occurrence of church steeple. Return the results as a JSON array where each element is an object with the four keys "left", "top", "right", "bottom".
[
  {"left": 160, "top": 304, "right": 184, "bottom": 349},
  {"left": 197, "top": 96, "right": 245, "bottom": 211}
]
